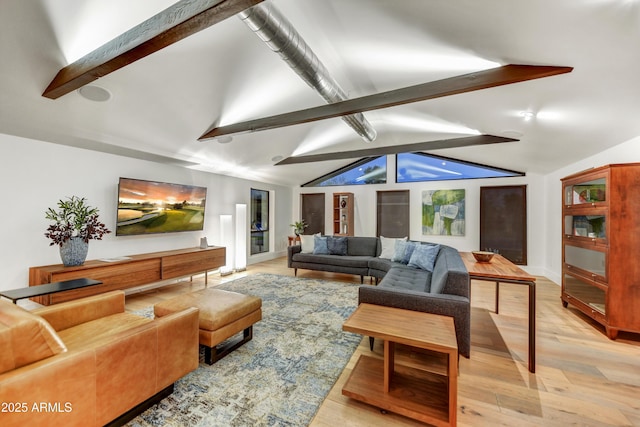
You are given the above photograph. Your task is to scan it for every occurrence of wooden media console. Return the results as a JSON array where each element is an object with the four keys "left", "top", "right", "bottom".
[{"left": 29, "top": 246, "right": 225, "bottom": 305}]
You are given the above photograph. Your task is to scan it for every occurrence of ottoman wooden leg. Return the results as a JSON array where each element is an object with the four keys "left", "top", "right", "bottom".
[{"left": 204, "top": 326, "right": 254, "bottom": 365}]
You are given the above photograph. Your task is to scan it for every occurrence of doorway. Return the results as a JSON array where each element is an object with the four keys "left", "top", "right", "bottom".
[{"left": 301, "top": 193, "right": 325, "bottom": 235}]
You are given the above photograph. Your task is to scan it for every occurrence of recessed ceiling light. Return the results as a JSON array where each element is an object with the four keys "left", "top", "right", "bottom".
[
  {"left": 271, "top": 155, "right": 283, "bottom": 162},
  {"left": 77, "top": 85, "right": 111, "bottom": 102},
  {"left": 216, "top": 136, "right": 233, "bottom": 144},
  {"left": 519, "top": 111, "right": 536, "bottom": 121}
]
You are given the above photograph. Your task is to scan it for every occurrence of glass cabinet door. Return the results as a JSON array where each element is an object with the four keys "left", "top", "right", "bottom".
[
  {"left": 564, "top": 245, "right": 606, "bottom": 280},
  {"left": 564, "top": 214, "right": 606, "bottom": 238},
  {"left": 564, "top": 178, "right": 606, "bottom": 205},
  {"left": 564, "top": 274, "right": 606, "bottom": 314}
]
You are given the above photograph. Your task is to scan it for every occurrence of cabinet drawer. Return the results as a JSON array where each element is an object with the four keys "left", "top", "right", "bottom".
[
  {"left": 563, "top": 273, "right": 606, "bottom": 314},
  {"left": 161, "top": 248, "right": 225, "bottom": 279},
  {"left": 49, "top": 259, "right": 162, "bottom": 287},
  {"left": 564, "top": 245, "right": 606, "bottom": 282}
]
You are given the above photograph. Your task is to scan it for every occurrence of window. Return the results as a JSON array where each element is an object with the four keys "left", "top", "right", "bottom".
[
  {"left": 397, "top": 152, "right": 524, "bottom": 182},
  {"left": 302, "top": 156, "right": 386, "bottom": 187},
  {"left": 250, "top": 188, "right": 269, "bottom": 255}
]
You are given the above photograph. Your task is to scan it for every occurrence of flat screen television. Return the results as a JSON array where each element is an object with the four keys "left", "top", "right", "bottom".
[{"left": 116, "top": 177, "right": 207, "bottom": 236}]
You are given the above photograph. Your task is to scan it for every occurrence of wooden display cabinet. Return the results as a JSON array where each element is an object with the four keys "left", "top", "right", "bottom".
[
  {"left": 333, "top": 192, "right": 354, "bottom": 236},
  {"left": 561, "top": 163, "right": 640, "bottom": 339}
]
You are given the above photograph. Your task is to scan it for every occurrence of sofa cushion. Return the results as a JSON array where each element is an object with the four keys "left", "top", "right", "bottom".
[
  {"left": 0, "top": 301, "right": 67, "bottom": 374},
  {"left": 392, "top": 240, "right": 418, "bottom": 264},
  {"left": 313, "top": 235, "right": 330, "bottom": 255},
  {"left": 408, "top": 244, "right": 441, "bottom": 272},
  {"left": 379, "top": 236, "right": 407, "bottom": 259},
  {"left": 327, "top": 236, "right": 348, "bottom": 255},
  {"left": 292, "top": 253, "right": 372, "bottom": 268},
  {"left": 379, "top": 265, "right": 432, "bottom": 292},
  {"left": 368, "top": 257, "right": 406, "bottom": 273},
  {"left": 346, "top": 237, "right": 379, "bottom": 256},
  {"left": 57, "top": 312, "right": 153, "bottom": 351}
]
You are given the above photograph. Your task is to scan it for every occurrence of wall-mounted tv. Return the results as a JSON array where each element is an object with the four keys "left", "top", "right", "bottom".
[{"left": 116, "top": 177, "right": 207, "bottom": 236}]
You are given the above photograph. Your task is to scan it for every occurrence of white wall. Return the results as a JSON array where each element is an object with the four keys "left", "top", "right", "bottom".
[
  {"left": 4, "top": 131, "right": 637, "bottom": 293},
  {"left": 292, "top": 155, "right": 548, "bottom": 275},
  {"left": 0, "top": 133, "right": 292, "bottom": 291},
  {"left": 542, "top": 135, "right": 640, "bottom": 285}
]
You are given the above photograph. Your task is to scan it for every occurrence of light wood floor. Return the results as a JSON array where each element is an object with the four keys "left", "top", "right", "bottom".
[{"left": 120, "top": 257, "right": 640, "bottom": 426}]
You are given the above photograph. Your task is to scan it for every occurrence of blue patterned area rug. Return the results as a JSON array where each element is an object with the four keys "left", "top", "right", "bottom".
[{"left": 127, "top": 273, "right": 361, "bottom": 427}]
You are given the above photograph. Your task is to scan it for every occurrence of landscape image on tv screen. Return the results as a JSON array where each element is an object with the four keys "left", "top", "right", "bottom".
[{"left": 116, "top": 177, "right": 207, "bottom": 236}]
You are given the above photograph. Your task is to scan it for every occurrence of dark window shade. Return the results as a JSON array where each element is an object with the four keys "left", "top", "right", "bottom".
[
  {"left": 301, "top": 193, "right": 325, "bottom": 235},
  {"left": 377, "top": 190, "right": 410, "bottom": 237},
  {"left": 480, "top": 185, "right": 527, "bottom": 264}
]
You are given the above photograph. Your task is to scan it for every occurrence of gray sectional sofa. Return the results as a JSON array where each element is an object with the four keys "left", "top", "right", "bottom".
[{"left": 287, "top": 236, "right": 471, "bottom": 357}]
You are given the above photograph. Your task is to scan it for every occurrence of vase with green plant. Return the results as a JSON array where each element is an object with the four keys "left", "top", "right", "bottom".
[
  {"left": 45, "top": 196, "right": 111, "bottom": 266},
  {"left": 289, "top": 220, "right": 308, "bottom": 236}
]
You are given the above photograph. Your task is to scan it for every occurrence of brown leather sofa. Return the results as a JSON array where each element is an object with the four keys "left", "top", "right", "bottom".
[{"left": 0, "top": 290, "right": 199, "bottom": 427}]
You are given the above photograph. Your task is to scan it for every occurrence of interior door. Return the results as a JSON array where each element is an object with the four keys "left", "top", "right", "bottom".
[
  {"left": 376, "top": 190, "right": 410, "bottom": 237},
  {"left": 301, "top": 193, "right": 325, "bottom": 235}
]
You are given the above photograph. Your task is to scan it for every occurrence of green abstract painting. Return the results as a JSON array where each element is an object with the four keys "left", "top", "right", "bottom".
[{"left": 422, "top": 189, "right": 465, "bottom": 236}]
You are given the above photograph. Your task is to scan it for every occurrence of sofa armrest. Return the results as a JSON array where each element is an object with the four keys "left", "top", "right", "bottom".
[
  {"left": 32, "top": 291, "right": 125, "bottom": 332},
  {"left": 156, "top": 307, "right": 200, "bottom": 389},
  {"left": 287, "top": 245, "right": 302, "bottom": 267},
  {"left": 0, "top": 348, "right": 97, "bottom": 427},
  {"left": 71, "top": 308, "right": 197, "bottom": 426}
]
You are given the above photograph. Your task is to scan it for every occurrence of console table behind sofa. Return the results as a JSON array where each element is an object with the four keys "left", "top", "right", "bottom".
[{"left": 29, "top": 246, "right": 225, "bottom": 305}]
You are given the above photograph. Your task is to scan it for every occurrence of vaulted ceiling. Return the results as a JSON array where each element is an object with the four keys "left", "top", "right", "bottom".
[{"left": 2, "top": 0, "right": 639, "bottom": 186}]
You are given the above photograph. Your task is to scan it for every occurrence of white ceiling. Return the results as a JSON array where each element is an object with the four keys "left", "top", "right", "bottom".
[{"left": 2, "top": 0, "right": 640, "bottom": 186}]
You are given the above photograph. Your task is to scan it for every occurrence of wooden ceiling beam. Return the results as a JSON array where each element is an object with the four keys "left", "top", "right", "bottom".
[
  {"left": 199, "top": 64, "right": 572, "bottom": 140},
  {"left": 275, "top": 135, "right": 518, "bottom": 165},
  {"left": 42, "top": 0, "right": 263, "bottom": 99}
]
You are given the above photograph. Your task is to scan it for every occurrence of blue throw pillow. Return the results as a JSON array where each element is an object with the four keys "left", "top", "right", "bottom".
[
  {"left": 391, "top": 240, "right": 407, "bottom": 263},
  {"left": 392, "top": 240, "right": 418, "bottom": 264},
  {"left": 313, "top": 235, "right": 330, "bottom": 255},
  {"left": 408, "top": 244, "right": 441, "bottom": 272},
  {"left": 327, "top": 236, "right": 348, "bottom": 255}
]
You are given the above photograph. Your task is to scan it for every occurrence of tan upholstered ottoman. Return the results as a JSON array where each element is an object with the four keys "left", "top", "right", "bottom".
[{"left": 154, "top": 288, "right": 262, "bottom": 364}]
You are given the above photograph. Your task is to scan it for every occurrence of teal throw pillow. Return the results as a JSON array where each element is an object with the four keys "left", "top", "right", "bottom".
[
  {"left": 313, "top": 235, "right": 330, "bottom": 255},
  {"left": 327, "top": 236, "right": 348, "bottom": 255},
  {"left": 408, "top": 244, "right": 441, "bottom": 272}
]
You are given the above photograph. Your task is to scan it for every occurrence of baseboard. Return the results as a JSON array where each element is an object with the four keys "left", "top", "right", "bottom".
[{"left": 248, "top": 250, "right": 286, "bottom": 264}]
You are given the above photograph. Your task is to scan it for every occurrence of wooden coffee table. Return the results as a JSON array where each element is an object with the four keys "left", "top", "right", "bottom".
[
  {"left": 342, "top": 303, "right": 458, "bottom": 426},
  {"left": 460, "top": 252, "right": 537, "bottom": 373}
]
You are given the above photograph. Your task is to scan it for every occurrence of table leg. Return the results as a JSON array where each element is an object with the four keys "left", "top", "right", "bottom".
[
  {"left": 495, "top": 281, "right": 500, "bottom": 314},
  {"left": 383, "top": 340, "right": 395, "bottom": 392},
  {"left": 528, "top": 281, "right": 536, "bottom": 373},
  {"left": 448, "top": 350, "right": 458, "bottom": 425}
]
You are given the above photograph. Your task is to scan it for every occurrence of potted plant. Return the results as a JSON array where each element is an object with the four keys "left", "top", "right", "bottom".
[
  {"left": 289, "top": 220, "right": 308, "bottom": 236},
  {"left": 44, "top": 196, "right": 111, "bottom": 266}
]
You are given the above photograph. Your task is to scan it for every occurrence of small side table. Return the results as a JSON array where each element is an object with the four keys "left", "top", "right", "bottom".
[
  {"left": 342, "top": 303, "right": 458, "bottom": 426},
  {"left": 288, "top": 235, "right": 301, "bottom": 246}
]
